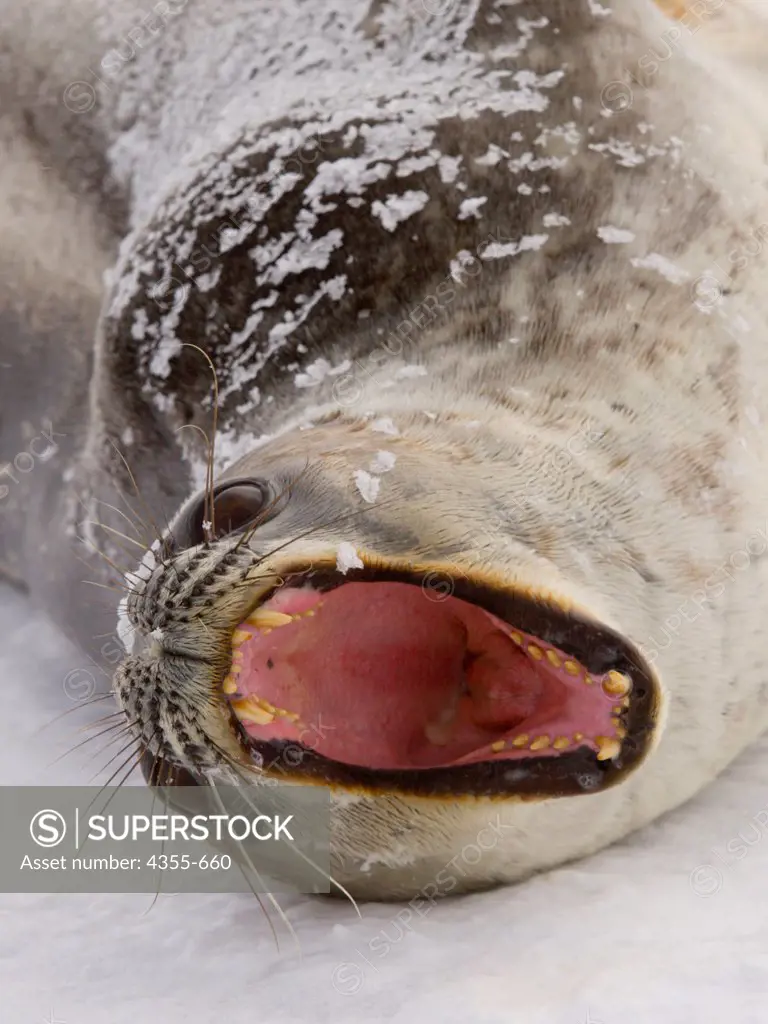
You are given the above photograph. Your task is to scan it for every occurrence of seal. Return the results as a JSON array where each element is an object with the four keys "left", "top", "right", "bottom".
[{"left": 4, "top": 0, "right": 768, "bottom": 900}]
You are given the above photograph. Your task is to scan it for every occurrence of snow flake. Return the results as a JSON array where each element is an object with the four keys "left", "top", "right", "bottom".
[
  {"left": 630, "top": 253, "right": 690, "bottom": 285},
  {"left": 370, "top": 417, "right": 400, "bottom": 436},
  {"left": 371, "top": 191, "right": 430, "bottom": 232},
  {"left": 481, "top": 234, "right": 549, "bottom": 260},
  {"left": 597, "top": 225, "right": 636, "bottom": 244},
  {"left": 458, "top": 197, "right": 488, "bottom": 220},
  {"left": 353, "top": 470, "right": 380, "bottom": 503},
  {"left": 336, "top": 542, "right": 364, "bottom": 574},
  {"left": 369, "top": 451, "right": 397, "bottom": 474}
]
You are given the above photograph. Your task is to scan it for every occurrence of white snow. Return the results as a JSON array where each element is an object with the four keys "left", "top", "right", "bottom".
[
  {"left": 371, "top": 191, "right": 430, "bottom": 232},
  {"left": 335, "top": 543, "right": 364, "bottom": 574},
  {"left": 369, "top": 451, "right": 397, "bottom": 474},
  {"left": 542, "top": 212, "right": 571, "bottom": 228},
  {"left": 480, "top": 234, "right": 549, "bottom": 260},
  {"left": 597, "top": 225, "right": 636, "bottom": 243},
  {"left": 395, "top": 365, "right": 428, "bottom": 380},
  {"left": 630, "top": 252, "right": 691, "bottom": 285},
  {"left": 294, "top": 357, "right": 352, "bottom": 389},
  {"left": 370, "top": 417, "right": 400, "bottom": 437},
  {"left": 457, "top": 196, "right": 488, "bottom": 221},
  {"left": 353, "top": 469, "right": 380, "bottom": 503},
  {"left": 1, "top": 583, "right": 767, "bottom": 1023}
]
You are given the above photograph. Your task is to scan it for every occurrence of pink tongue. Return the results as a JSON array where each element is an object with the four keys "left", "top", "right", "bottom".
[{"left": 232, "top": 583, "right": 565, "bottom": 769}]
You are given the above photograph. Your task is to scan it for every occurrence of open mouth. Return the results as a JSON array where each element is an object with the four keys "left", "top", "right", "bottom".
[{"left": 221, "top": 562, "right": 661, "bottom": 798}]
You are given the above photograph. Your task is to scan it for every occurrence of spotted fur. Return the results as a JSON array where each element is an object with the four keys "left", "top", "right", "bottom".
[{"left": 4, "top": 0, "right": 768, "bottom": 898}]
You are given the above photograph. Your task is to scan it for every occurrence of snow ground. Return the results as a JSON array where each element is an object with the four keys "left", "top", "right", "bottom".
[{"left": 1, "top": 582, "right": 766, "bottom": 1024}]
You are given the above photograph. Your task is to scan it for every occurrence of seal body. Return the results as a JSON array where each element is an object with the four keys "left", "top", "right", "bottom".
[{"left": 4, "top": 0, "right": 768, "bottom": 898}]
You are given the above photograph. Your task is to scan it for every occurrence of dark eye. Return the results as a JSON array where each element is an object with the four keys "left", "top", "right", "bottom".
[
  {"left": 177, "top": 479, "right": 272, "bottom": 547},
  {"left": 211, "top": 482, "right": 269, "bottom": 537}
]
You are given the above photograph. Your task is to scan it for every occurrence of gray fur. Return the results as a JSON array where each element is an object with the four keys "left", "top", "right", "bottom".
[{"left": 4, "top": 0, "right": 768, "bottom": 897}]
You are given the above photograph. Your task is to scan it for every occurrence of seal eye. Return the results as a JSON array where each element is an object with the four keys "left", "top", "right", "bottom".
[
  {"left": 178, "top": 479, "right": 272, "bottom": 547},
  {"left": 211, "top": 482, "right": 269, "bottom": 538}
]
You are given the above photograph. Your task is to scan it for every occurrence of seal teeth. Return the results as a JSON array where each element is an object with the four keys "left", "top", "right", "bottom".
[
  {"left": 529, "top": 735, "right": 550, "bottom": 751},
  {"left": 563, "top": 660, "right": 581, "bottom": 677},
  {"left": 552, "top": 736, "right": 571, "bottom": 750},
  {"left": 231, "top": 697, "right": 275, "bottom": 725},
  {"left": 490, "top": 740, "right": 506, "bottom": 752},
  {"left": 595, "top": 736, "right": 621, "bottom": 761},
  {"left": 222, "top": 674, "right": 238, "bottom": 695},
  {"left": 602, "top": 670, "right": 632, "bottom": 698},
  {"left": 247, "top": 610, "right": 295, "bottom": 630},
  {"left": 512, "top": 733, "right": 530, "bottom": 747},
  {"left": 545, "top": 650, "right": 562, "bottom": 668},
  {"left": 231, "top": 629, "right": 252, "bottom": 646}
]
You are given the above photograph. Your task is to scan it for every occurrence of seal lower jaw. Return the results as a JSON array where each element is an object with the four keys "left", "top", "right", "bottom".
[{"left": 219, "top": 556, "right": 663, "bottom": 800}]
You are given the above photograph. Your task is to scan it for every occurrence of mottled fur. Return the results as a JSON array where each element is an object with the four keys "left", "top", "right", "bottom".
[{"left": 3, "top": 0, "right": 768, "bottom": 897}]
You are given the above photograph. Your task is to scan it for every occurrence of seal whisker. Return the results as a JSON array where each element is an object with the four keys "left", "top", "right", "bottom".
[
  {"left": 222, "top": 759, "right": 361, "bottom": 917},
  {"left": 75, "top": 711, "right": 127, "bottom": 731},
  {"left": 207, "top": 777, "right": 297, "bottom": 953},
  {"left": 142, "top": 779, "right": 175, "bottom": 918},
  {"left": 88, "top": 731, "right": 144, "bottom": 785},
  {"left": 37, "top": 695, "right": 118, "bottom": 734},
  {"left": 84, "top": 520, "right": 147, "bottom": 553},
  {"left": 82, "top": 727, "right": 161, "bottom": 830},
  {"left": 76, "top": 538, "right": 134, "bottom": 583},
  {"left": 46, "top": 720, "right": 138, "bottom": 769},
  {"left": 81, "top": 579, "right": 133, "bottom": 595},
  {"left": 112, "top": 483, "right": 161, "bottom": 551},
  {"left": 180, "top": 343, "right": 220, "bottom": 544},
  {"left": 92, "top": 498, "right": 151, "bottom": 545},
  {"left": 109, "top": 441, "right": 168, "bottom": 550}
]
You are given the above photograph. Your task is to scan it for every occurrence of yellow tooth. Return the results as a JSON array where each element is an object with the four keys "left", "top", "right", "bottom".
[
  {"left": 275, "top": 709, "right": 301, "bottom": 722},
  {"left": 512, "top": 733, "right": 530, "bottom": 747},
  {"left": 510, "top": 632, "right": 523, "bottom": 645},
  {"left": 615, "top": 725, "right": 627, "bottom": 739},
  {"left": 222, "top": 675, "right": 238, "bottom": 695},
  {"left": 529, "top": 735, "right": 550, "bottom": 751},
  {"left": 553, "top": 736, "right": 571, "bottom": 750},
  {"left": 574, "top": 732, "right": 584, "bottom": 742},
  {"left": 545, "top": 650, "right": 562, "bottom": 668},
  {"left": 231, "top": 629, "right": 253, "bottom": 646},
  {"left": 491, "top": 740, "right": 506, "bottom": 753},
  {"left": 603, "top": 670, "right": 632, "bottom": 698},
  {"left": 527, "top": 644, "right": 543, "bottom": 660},
  {"left": 564, "top": 660, "right": 581, "bottom": 676},
  {"left": 595, "top": 736, "right": 621, "bottom": 761},
  {"left": 247, "top": 610, "right": 295, "bottom": 630},
  {"left": 232, "top": 649, "right": 244, "bottom": 662},
  {"left": 231, "top": 698, "right": 275, "bottom": 725},
  {"left": 585, "top": 675, "right": 597, "bottom": 686}
]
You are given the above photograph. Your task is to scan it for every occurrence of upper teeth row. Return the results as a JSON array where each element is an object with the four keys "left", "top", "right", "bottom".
[{"left": 509, "top": 632, "right": 632, "bottom": 701}]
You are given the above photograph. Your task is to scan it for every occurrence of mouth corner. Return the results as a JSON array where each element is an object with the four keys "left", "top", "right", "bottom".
[{"left": 214, "top": 553, "right": 663, "bottom": 802}]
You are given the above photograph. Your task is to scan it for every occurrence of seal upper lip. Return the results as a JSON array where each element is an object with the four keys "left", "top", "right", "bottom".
[{"left": 219, "top": 559, "right": 662, "bottom": 799}]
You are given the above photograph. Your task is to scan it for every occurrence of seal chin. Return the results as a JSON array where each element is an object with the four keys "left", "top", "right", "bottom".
[{"left": 217, "top": 557, "right": 663, "bottom": 800}]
